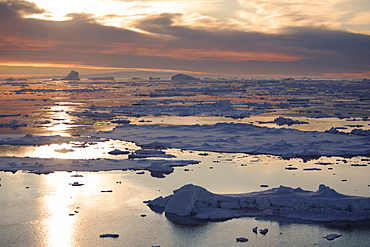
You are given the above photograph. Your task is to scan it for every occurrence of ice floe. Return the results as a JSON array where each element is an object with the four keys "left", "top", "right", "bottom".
[
  {"left": 0, "top": 134, "right": 100, "bottom": 146},
  {"left": 261, "top": 117, "right": 309, "bottom": 126},
  {"left": 323, "top": 233, "right": 342, "bottom": 240},
  {"left": 128, "top": 150, "right": 176, "bottom": 159},
  {"left": 146, "top": 184, "right": 370, "bottom": 222},
  {"left": 0, "top": 156, "right": 199, "bottom": 175},
  {"left": 91, "top": 122, "right": 370, "bottom": 159},
  {"left": 236, "top": 237, "right": 248, "bottom": 242},
  {"left": 108, "top": 149, "right": 130, "bottom": 155},
  {"left": 91, "top": 100, "right": 271, "bottom": 118},
  {"left": 0, "top": 120, "right": 27, "bottom": 129}
]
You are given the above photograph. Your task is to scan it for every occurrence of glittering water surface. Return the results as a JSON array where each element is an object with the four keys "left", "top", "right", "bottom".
[
  {"left": 0, "top": 78, "right": 369, "bottom": 246},
  {"left": 1, "top": 168, "right": 369, "bottom": 247}
]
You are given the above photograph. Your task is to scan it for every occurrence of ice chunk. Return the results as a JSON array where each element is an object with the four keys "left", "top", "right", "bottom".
[
  {"left": 62, "top": 70, "right": 80, "bottom": 80},
  {"left": 108, "top": 149, "right": 130, "bottom": 155},
  {"left": 236, "top": 237, "right": 248, "bottom": 242},
  {"left": 165, "top": 190, "right": 195, "bottom": 216},
  {"left": 148, "top": 163, "right": 174, "bottom": 173},
  {"left": 324, "top": 233, "right": 342, "bottom": 240},
  {"left": 259, "top": 228, "right": 268, "bottom": 234},
  {"left": 146, "top": 184, "right": 370, "bottom": 222},
  {"left": 99, "top": 234, "right": 119, "bottom": 238}
]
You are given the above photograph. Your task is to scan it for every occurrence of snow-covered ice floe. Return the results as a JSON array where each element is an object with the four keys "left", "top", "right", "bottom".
[
  {"left": 0, "top": 157, "right": 199, "bottom": 174},
  {"left": 0, "top": 134, "right": 101, "bottom": 146},
  {"left": 91, "top": 100, "right": 272, "bottom": 118},
  {"left": 91, "top": 123, "right": 370, "bottom": 159},
  {"left": 145, "top": 184, "right": 370, "bottom": 222},
  {"left": 0, "top": 120, "right": 27, "bottom": 128}
]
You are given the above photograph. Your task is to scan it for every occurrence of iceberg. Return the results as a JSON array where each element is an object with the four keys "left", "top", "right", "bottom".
[
  {"left": 62, "top": 70, "right": 80, "bottom": 80},
  {"left": 145, "top": 184, "right": 370, "bottom": 222},
  {"left": 171, "top": 73, "right": 198, "bottom": 81}
]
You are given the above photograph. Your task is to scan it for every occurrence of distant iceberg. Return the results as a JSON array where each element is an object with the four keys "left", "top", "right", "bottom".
[
  {"left": 89, "top": 76, "right": 114, "bottom": 80},
  {"left": 62, "top": 70, "right": 80, "bottom": 80},
  {"left": 146, "top": 184, "right": 370, "bottom": 222},
  {"left": 171, "top": 74, "right": 198, "bottom": 81}
]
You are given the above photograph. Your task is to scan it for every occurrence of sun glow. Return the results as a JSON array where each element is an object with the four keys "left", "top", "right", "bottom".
[{"left": 27, "top": 0, "right": 205, "bottom": 28}]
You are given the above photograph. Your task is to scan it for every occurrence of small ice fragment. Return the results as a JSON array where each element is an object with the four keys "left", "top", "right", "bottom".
[
  {"left": 351, "top": 164, "right": 367, "bottom": 167},
  {"left": 111, "top": 119, "right": 130, "bottom": 124},
  {"left": 71, "top": 172, "right": 83, "bottom": 177},
  {"left": 303, "top": 168, "right": 322, "bottom": 171},
  {"left": 108, "top": 149, "right": 130, "bottom": 155},
  {"left": 324, "top": 234, "right": 342, "bottom": 240},
  {"left": 99, "top": 234, "right": 119, "bottom": 238},
  {"left": 71, "top": 182, "right": 84, "bottom": 186},
  {"left": 236, "top": 237, "right": 248, "bottom": 242},
  {"left": 198, "top": 153, "right": 209, "bottom": 156},
  {"left": 54, "top": 148, "right": 74, "bottom": 153},
  {"left": 285, "top": 167, "right": 298, "bottom": 170},
  {"left": 259, "top": 228, "right": 268, "bottom": 234}
]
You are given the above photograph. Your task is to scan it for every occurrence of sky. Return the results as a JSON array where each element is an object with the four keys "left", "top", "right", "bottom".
[{"left": 0, "top": 0, "right": 369, "bottom": 78}]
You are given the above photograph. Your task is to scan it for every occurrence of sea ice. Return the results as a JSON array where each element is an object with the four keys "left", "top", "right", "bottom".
[
  {"left": 236, "top": 237, "right": 248, "bottom": 242},
  {"left": 0, "top": 157, "right": 199, "bottom": 175},
  {"left": 0, "top": 120, "right": 27, "bottom": 128},
  {"left": 91, "top": 122, "right": 370, "bottom": 159},
  {"left": 171, "top": 73, "right": 199, "bottom": 81},
  {"left": 108, "top": 149, "right": 130, "bottom": 155},
  {"left": 145, "top": 184, "right": 370, "bottom": 222},
  {"left": 324, "top": 233, "right": 342, "bottom": 240},
  {"left": 62, "top": 70, "right": 80, "bottom": 80},
  {"left": 99, "top": 234, "right": 119, "bottom": 238}
]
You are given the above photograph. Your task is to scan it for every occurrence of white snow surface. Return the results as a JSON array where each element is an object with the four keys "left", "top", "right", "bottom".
[
  {"left": 0, "top": 134, "right": 100, "bottom": 145},
  {"left": 91, "top": 123, "right": 370, "bottom": 159},
  {"left": 0, "top": 157, "right": 198, "bottom": 173},
  {"left": 91, "top": 100, "right": 271, "bottom": 118},
  {"left": 147, "top": 184, "right": 370, "bottom": 222}
]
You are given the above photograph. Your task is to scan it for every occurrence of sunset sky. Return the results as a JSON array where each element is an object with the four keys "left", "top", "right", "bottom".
[{"left": 0, "top": 0, "right": 369, "bottom": 78}]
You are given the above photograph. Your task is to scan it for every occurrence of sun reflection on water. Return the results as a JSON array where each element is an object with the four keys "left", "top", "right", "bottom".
[
  {"left": 40, "top": 171, "right": 112, "bottom": 246},
  {"left": 41, "top": 173, "right": 80, "bottom": 247},
  {"left": 46, "top": 103, "right": 78, "bottom": 137}
]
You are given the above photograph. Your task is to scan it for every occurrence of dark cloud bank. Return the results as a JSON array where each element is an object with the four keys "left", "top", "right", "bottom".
[{"left": 0, "top": 0, "right": 369, "bottom": 77}]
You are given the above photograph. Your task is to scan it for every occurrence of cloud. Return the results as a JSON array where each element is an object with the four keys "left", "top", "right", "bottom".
[
  {"left": 235, "top": 0, "right": 370, "bottom": 34},
  {"left": 0, "top": 0, "right": 45, "bottom": 16},
  {"left": 0, "top": 0, "right": 369, "bottom": 77}
]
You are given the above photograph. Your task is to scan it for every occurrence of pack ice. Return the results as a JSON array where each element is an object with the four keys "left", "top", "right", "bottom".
[{"left": 92, "top": 122, "right": 370, "bottom": 159}]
